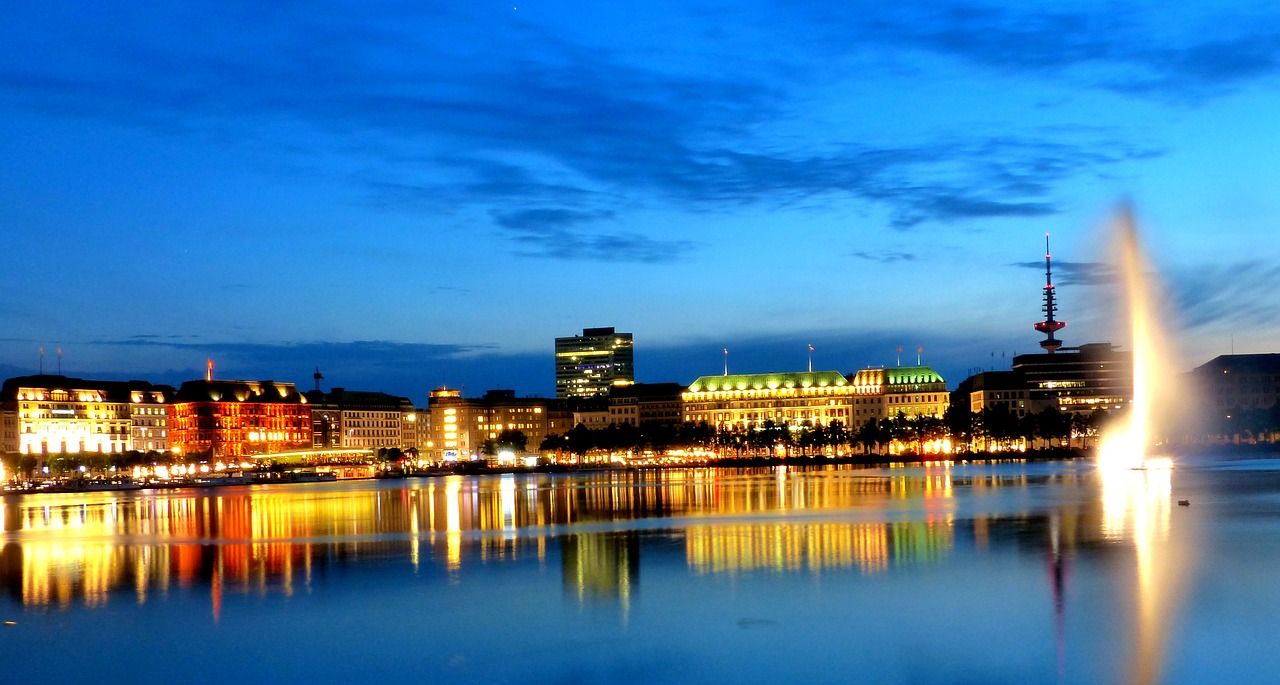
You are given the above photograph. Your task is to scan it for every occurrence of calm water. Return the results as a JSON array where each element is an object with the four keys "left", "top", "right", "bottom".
[{"left": 2, "top": 455, "right": 1278, "bottom": 684}]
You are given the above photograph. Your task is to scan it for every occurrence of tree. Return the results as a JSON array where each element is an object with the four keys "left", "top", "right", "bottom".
[{"left": 495, "top": 429, "right": 527, "bottom": 453}]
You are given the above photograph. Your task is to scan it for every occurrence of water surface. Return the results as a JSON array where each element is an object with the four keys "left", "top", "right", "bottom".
[{"left": 2, "top": 457, "right": 1277, "bottom": 684}]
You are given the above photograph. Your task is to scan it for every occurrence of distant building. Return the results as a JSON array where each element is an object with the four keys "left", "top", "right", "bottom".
[
  {"left": 682, "top": 371, "right": 858, "bottom": 430},
  {"left": 608, "top": 382, "right": 684, "bottom": 427},
  {"left": 0, "top": 375, "right": 172, "bottom": 455},
  {"left": 555, "top": 327, "right": 634, "bottom": 399},
  {"left": 425, "top": 388, "right": 563, "bottom": 460},
  {"left": 1190, "top": 354, "right": 1280, "bottom": 414},
  {"left": 304, "top": 387, "right": 416, "bottom": 452},
  {"left": 848, "top": 366, "right": 949, "bottom": 424},
  {"left": 169, "top": 380, "right": 310, "bottom": 459},
  {"left": 682, "top": 367, "right": 949, "bottom": 432},
  {"left": 1011, "top": 343, "right": 1132, "bottom": 415}
]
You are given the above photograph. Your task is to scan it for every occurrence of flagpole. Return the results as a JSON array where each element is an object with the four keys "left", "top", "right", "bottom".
[
  {"left": 723, "top": 348, "right": 728, "bottom": 376},
  {"left": 807, "top": 344, "right": 813, "bottom": 373}
]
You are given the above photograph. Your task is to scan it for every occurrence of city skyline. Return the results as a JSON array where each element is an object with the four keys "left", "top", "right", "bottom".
[{"left": 5, "top": 1, "right": 1280, "bottom": 402}]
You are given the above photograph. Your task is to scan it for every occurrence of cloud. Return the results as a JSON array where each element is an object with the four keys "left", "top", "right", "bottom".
[
  {"left": 0, "top": 0, "right": 1164, "bottom": 250},
  {"left": 1012, "top": 259, "right": 1113, "bottom": 287},
  {"left": 801, "top": 1, "right": 1280, "bottom": 102},
  {"left": 1169, "top": 261, "right": 1280, "bottom": 330},
  {"left": 492, "top": 208, "right": 697, "bottom": 263},
  {"left": 850, "top": 251, "right": 918, "bottom": 263}
]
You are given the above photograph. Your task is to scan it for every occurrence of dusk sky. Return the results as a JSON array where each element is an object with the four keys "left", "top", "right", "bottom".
[{"left": 4, "top": 0, "right": 1280, "bottom": 403}]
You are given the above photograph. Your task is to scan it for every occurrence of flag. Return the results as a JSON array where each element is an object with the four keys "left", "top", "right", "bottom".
[{"left": 808, "top": 344, "right": 814, "bottom": 352}]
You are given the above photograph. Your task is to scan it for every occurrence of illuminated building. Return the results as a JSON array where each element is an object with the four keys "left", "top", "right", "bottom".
[
  {"left": 555, "top": 327, "right": 634, "bottom": 399},
  {"left": 848, "top": 366, "right": 949, "bottom": 422},
  {"left": 608, "top": 382, "right": 684, "bottom": 427},
  {"left": 1012, "top": 343, "right": 1132, "bottom": 415},
  {"left": 426, "top": 388, "right": 560, "bottom": 460},
  {"left": 0, "top": 375, "right": 172, "bottom": 455},
  {"left": 682, "top": 371, "right": 858, "bottom": 430},
  {"left": 304, "top": 387, "right": 417, "bottom": 451},
  {"left": 169, "top": 380, "right": 310, "bottom": 459},
  {"left": 683, "top": 367, "right": 949, "bottom": 431}
]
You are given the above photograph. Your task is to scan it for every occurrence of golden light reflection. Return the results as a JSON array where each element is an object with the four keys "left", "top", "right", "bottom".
[
  {"left": 0, "top": 467, "right": 1039, "bottom": 615},
  {"left": 1099, "top": 460, "right": 1190, "bottom": 685}
]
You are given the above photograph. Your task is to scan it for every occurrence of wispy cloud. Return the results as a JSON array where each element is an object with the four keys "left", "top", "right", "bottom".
[
  {"left": 850, "top": 250, "right": 918, "bottom": 264},
  {"left": 1012, "top": 259, "right": 1113, "bottom": 287},
  {"left": 1170, "top": 261, "right": 1280, "bottom": 329},
  {"left": 0, "top": 0, "right": 1171, "bottom": 254}
]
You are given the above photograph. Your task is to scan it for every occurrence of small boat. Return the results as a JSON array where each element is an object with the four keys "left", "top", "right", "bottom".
[{"left": 1177, "top": 499, "right": 1190, "bottom": 506}]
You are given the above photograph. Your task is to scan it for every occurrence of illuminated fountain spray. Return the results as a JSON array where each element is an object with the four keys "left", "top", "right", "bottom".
[
  {"left": 1093, "top": 203, "right": 1189, "bottom": 685},
  {"left": 1099, "top": 204, "right": 1171, "bottom": 471}
]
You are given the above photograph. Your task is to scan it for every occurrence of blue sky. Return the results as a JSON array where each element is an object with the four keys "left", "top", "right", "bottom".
[{"left": 3, "top": 0, "right": 1280, "bottom": 403}]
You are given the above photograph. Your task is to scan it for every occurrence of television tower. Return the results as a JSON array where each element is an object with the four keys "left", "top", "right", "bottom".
[{"left": 1033, "top": 234, "right": 1066, "bottom": 353}]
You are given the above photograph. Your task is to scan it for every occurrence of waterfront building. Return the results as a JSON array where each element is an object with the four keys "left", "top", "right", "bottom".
[
  {"left": 848, "top": 366, "right": 949, "bottom": 422},
  {"left": 304, "top": 387, "right": 416, "bottom": 452},
  {"left": 169, "top": 380, "right": 310, "bottom": 459},
  {"left": 1190, "top": 354, "right": 1280, "bottom": 413},
  {"left": 555, "top": 327, "right": 635, "bottom": 399},
  {"left": 426, "top": 388, "right": 557, "bottom": 460},
  {"left": 1011, "top": 343, "right": 1132, "bottom": 415},
  {"left": 0, "top": 375, "right": 171, "bottom": 455},
  {"left": 682, "top": 371, "right": 858, "bottom": 430},
  {"left": 608, "top": 382, "right": 684, "bottom": 427}
]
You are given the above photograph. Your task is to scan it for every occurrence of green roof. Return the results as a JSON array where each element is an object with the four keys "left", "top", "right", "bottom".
[
  {"left": 882, "top": 366, "right": 945, "bottom": 386},
  {"left": 687, "top": 371, "right": 849, "bottom": 393}
]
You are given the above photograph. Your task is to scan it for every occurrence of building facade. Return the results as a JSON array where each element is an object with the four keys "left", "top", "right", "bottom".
[
  {"left": 1011, "top": 343, "right": 1132, "bottom": 415},
  {"left": 608, "top": 382, "right": 684, "bottom": 427},
  {"left": 0, "top": 375, "right": 171, "bottom": 455},
  {"left": 683, "top": 367, "right": 949, "bottom": 432},
  {"left": 555, "top": 327, "right": 635, "bottom": 399},
  {"left": 682, "top": 371, "right": 859, "bottom": 430},
  {"left": 426, "top": 388, "right": 562, "bottom": 460},
  {"left": 305, "top": 387, "right": 416, "bottom": 452},
  {"left": 170, "top": 380, "right": 311, "bottom": 459}
]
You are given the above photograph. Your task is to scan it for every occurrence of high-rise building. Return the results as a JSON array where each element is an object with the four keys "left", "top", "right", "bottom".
[{"left": 555, "top": 327, "right": 634, "bottom": 399}]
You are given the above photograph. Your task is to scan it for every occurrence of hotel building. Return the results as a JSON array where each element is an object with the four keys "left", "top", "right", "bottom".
[
  {"left": 555, "top": 327, "right": 635, "bottom": 399},
  {"left": 682, "top": 367, "right": 949, "bottom": 431},
  {"left": 0, "top": 375, "right": 172, "bottom": 455},
  {"left": 305, "top": 387, "right": 417, "bottom": 452},
  {"left": 169, "top": 380, "right": 311, "bottom": 459}
]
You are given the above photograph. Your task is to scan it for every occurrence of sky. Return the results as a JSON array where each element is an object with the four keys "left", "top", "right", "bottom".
[{"left": 4, "top": 0, "right": 1280, "bottom": 404}]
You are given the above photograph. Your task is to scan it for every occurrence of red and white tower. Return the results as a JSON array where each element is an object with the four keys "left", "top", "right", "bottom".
[{"left": 1033, "top": 234, "right": 1066, "bottom": 353}]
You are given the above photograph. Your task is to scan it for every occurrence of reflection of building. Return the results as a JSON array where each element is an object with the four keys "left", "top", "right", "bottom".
[
  {"left": 0, "top": 375, "right": 172, "bottom": 455},
  {"left": 555, "top": 327, "right": 634, "bottom": 399},
  {"left": 682, "top": 367, "right": 949, "bottom": 430},
  {"left": 304, "top": 387, "right": 417, "bottom": 451},
  {"left": 170, "top": 380, "right": 311, "bottom": 459},
  {"left": 561, "top": 532, "right": 639, "bottom": 605}
]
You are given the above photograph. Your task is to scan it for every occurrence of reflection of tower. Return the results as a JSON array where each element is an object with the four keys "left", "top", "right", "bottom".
[
  {"left": 561, "top": 532, "right": 639, "bottom": 615},
  {"left": 1047, "top": 513, "right": 1068, "bottom": 680},
  {"left": 1034, "top": 234, "right": 1067, "bottom": 353}
]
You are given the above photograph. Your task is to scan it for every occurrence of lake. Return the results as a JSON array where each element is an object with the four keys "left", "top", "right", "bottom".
[{"left": 2, "top": 454, "right": 1278, "bottom": 684}]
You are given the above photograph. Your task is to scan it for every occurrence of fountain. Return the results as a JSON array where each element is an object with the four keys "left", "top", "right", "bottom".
[
  {"left": 1098, "top": 203, "right": 1174, "bottom": 471},
  {"left": 1092, "top": 202, "right": 1190, "bottom": 685}
]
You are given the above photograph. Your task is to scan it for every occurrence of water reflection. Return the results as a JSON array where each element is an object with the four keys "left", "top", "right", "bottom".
[
  {"left": 0, "top": 465, "right": 1180, "bottom": 638},
  {"left": 1100, "top": 464, "right": 1192, "bottom": 685}
]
